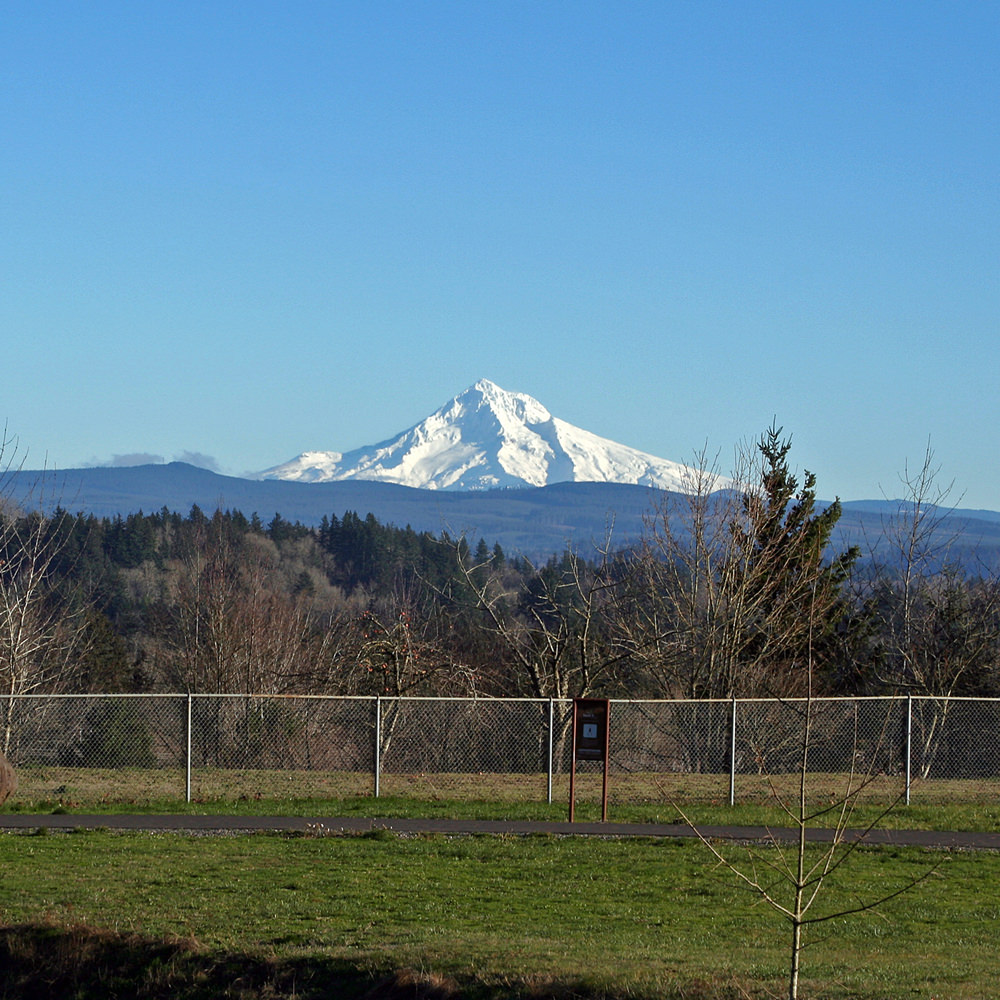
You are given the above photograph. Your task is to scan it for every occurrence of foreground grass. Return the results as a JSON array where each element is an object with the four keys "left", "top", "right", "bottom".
[{"left": 0, "top": 827, "right": 993, "bottom": 998}]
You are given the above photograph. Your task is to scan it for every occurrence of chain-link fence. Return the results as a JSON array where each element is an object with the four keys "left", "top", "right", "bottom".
[{"left": 3, "top": 694, "right": 999, "bottom": 809}]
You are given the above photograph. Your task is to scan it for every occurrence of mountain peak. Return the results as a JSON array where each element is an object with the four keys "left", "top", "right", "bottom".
[
  {"left": 446, "top": 380, "right": 552, "bottom": 436},
  {"left": 258, "top": 380, "right": 700, "bottom": 492}
]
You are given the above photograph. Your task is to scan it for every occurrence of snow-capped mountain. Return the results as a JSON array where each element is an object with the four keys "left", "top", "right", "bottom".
[{"left": 258, "top": 379, "right": 704, "bottom": 492}]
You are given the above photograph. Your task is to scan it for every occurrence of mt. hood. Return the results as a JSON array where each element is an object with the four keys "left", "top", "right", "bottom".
[{"left": 259, "top": 379, "right": 697, "bottom": 492}]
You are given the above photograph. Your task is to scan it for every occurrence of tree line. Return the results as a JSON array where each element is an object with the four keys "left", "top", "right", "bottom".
[{"left": 2, "top": 426, "right": 999, "bottom": 708}]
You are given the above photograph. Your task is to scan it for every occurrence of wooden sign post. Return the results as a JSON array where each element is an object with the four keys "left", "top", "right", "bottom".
[{"left": 569, "top": 697, "right": 610, "bottom": 822}]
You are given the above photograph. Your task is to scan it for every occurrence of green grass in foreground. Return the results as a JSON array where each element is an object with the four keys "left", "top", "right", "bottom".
[{"left": 0, "top": 827, "right": 993, "bottom": 999}]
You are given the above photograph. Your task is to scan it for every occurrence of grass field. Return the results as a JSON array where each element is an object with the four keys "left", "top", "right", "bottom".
[
  {"left": 3, "top": 766, "right": 999, "bottom": 998},
  {"left": 0, "top": 825, "right": 992, "bottom": 999}
]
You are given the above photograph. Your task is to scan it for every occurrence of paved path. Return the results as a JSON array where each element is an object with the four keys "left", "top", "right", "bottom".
[{"left": 1, "top": 813, "right": 998, "bottom": 850}]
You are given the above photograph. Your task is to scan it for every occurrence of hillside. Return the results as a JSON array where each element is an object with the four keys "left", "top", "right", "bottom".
[{"left": 7, "top": 462, "right": 1000, "bottom": 567}]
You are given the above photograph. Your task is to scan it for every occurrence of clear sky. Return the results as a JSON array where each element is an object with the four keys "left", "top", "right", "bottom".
[{"left": 3, "top": 2, "right": 997, "bottom": 508}]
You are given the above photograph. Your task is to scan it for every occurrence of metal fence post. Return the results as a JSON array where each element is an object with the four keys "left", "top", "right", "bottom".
[
  {"left": 547, "top": 698, "right": 554, "bottom": 804},
  {"left": 729, "top": 697, "right": 738, "bottom": 806},
  {"left": 905, "top": 694, "right": 913, "bottom": 806},
  {"left": 374, "top": 696, "right": 381, "bottom": 798},
  {"left": 185, "top": 693, "right": 192, "bottom": 803}
]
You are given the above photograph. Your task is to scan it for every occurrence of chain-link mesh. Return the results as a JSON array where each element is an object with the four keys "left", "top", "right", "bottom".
[
  {"left": 600, "top": 701, "right": 734, "bottom": 806},
  {"left": 2, "top": 694, "right": 1000, "bottom": 809},
  {"left": 907, "top": 697, "right": 1000, "bottom": 803},
  {"left": 188, "top": 696, "right": 376, "bottom": 800},
  {"left": 1, "top": 695, "right": 188, "bottom": 804},
  {"left": 378, "top": 698, "right": 552, "bottom": 800},
  {"left": 728, "top": 697, "right": 911, "bottom": 806}
]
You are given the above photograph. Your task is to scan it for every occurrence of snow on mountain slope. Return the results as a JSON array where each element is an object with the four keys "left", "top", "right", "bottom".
[{"left": 258, "top": 379, "right": 704, "bottom": 492}]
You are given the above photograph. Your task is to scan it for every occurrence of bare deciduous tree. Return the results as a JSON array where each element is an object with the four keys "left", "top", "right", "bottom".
[
  {"left": 348, "top": 573, "right": 480, "bottom": 698},
  {"left": 0, "top": 431, "right": 94, "bottom": 755},
  {"left": 681, "top": 583, "right": 938, "bottom": 1000},
  {"left": 453, "top": 532, "right": 627, "bottom": 701},
  {"left": 156, "top": 513, "right": 327, "bottom": 694},
  {"left": 870, "top": 443, "right": 1000, "bottom": 774}
]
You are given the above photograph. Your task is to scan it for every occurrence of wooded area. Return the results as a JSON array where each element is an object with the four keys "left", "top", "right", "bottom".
[{"left": 2, "top": 428, "right": 998, "bottom": 707}]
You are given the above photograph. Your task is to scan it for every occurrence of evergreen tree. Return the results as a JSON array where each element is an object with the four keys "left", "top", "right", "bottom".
[{"left": 727, "top": 424, "right": 860, "bottom": 690}]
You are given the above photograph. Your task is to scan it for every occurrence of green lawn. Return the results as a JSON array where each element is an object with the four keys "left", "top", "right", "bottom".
[{"left": 0, "top": 826, "right": 992, "bottom": 999}]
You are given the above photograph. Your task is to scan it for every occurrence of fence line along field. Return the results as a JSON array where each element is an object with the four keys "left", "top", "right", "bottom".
[{"left": 4, "top": 693, "right": 1000, "bottom": 812}]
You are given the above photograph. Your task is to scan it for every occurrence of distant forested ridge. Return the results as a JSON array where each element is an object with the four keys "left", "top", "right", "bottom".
[
  {"left": 2, "top": 431, "right": 999, "bottom": 703},
  {"left": 8, "top": 461, "right": 1000, "bottom": 570}
]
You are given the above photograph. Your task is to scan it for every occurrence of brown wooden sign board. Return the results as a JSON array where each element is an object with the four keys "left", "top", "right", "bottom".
[
  {"left": 574, "top": 698, "right": 609, "bottom": 761},
  {"left": 569, "top": 697, "right": 610, "bottom": 822}
]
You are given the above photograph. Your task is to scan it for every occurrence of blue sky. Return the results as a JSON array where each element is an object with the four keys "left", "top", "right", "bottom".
[{"left": 3, "top": 2, "right": 997, "bottom": 507}]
